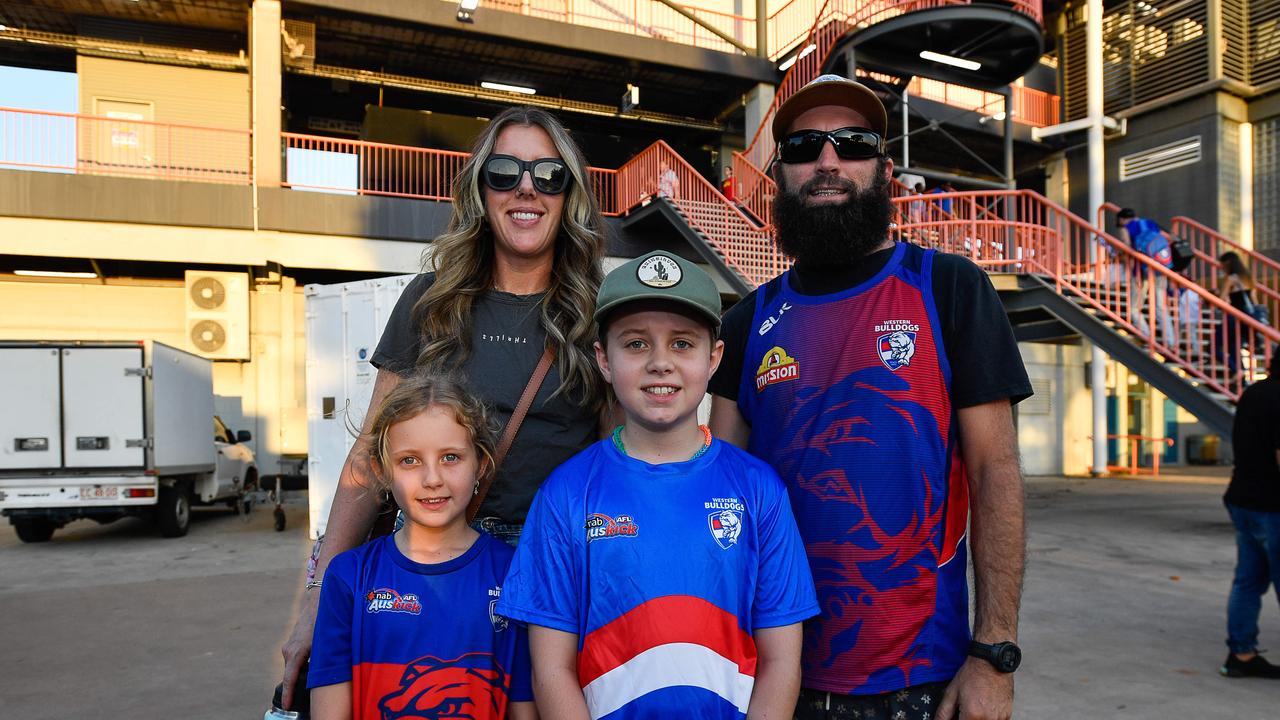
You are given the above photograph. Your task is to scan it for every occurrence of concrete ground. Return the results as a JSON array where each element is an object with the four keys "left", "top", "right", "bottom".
[{"left": 1, "top": 474, "right": 1277, "bottom": 718}]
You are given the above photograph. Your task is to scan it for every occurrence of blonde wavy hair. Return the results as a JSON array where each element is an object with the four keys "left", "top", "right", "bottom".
[
  {"left": 366, "top": 372, "right": 498, "bottom": 496},
  {"left": 411, "top": 106, "right": 605, "bottom": 411}
]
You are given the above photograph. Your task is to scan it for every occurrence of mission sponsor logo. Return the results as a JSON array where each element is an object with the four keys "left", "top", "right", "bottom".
[
  {"left": 755, "top": 346, "right": 799, "bottom": 391},
  {"left": 365, "top": 588, "right": 422, "bottom": 615},
  {"left": 585, "top": 512, "right": 639, "bottom": 542}
]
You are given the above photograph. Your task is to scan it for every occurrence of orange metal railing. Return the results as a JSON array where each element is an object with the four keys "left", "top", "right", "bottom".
[
  {"left": 746, "top": 0, "right": 1044, "bottom": 169},
  {"left": 617, "top": 140, "right": 783, "bottom": 283},
  {"left": 476, "top": 0, "right": 754, "bottom": 54},
  {"left": 282, "top": 132, "right": 468, "bottom": 200},
  {"left": 280, "top": 132, "right": 622, "bottom": 214},
  {"left": 0, "top": 106, "right": 250, "bottom": 184},
  {"left": 890, "top": 189, "right": 1277, "bottom": 400},
  {"left": 1169, "top": 215, "right": 1280, "bottom": 330},
  {"left": 1089, "top": 434, "right": 1175, "bottom": 476},
  {"left": 906, "top": 77, "right": 1059, "bottom": 129},
  {"left": 1099, "top": 203, "right": 1279, "bottom": 333}
]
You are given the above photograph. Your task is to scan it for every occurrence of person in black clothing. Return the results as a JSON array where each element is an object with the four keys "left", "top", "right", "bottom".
[{"left": 1222, "top": 348, "right": 1280, "bottom": 678}]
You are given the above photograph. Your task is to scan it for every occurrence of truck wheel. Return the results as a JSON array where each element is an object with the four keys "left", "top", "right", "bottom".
[
  {"left": 157, "top": 485, "right": 191, "bottom": 538},
  {"left": 14, "top": 519, "right": 56, "bottom": 543}
]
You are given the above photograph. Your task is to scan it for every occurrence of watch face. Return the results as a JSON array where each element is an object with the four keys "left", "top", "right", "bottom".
[{"left": 997, "top": 644, "right": 1022, "bottom": 672}]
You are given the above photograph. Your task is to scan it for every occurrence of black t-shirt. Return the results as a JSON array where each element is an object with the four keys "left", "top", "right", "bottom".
[
  {"left": 1226, "top": 378, "right": 1280, "bottom": 512},
  {"left": 709, "top": 243, "right": 1033, "bottom": 409},
  {"left": 371, "top": 273, "right": 598, "bottom": 524}
]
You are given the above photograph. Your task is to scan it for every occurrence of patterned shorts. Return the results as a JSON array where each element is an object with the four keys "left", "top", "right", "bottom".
[{"left": 795, "top": 681, "right": 950, "bottom": 720}]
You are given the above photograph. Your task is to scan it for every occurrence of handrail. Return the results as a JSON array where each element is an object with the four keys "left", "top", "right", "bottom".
[
  {"left": 893, "top": 189, "right": 1278, "bottom": 400},
  {"left": 746, "top": 0, "right": 1044, "bottom": 169},
  {"left": 1169, "top": 214, "right": 1280, "bottom": 329},
  {"left": 279, "top": 132, "right": 622, "bottom": 215},
  {"left": 0, "top": 105, "right": 250, "bottom": 184},
  {"left": 616, "top": 140, "right": 783, "bottom": 283},
  {"left": 1099, "top": 203, "right": 1280, "bottom": 331},
  {"left": 474, "top": 0, "right": 754, "bottom": 55},
  {"left": 1088, "top": 434, "right": 1175, "bottom": 476}
]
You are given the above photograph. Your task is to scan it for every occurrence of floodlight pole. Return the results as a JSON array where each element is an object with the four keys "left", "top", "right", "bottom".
[{"left": 1088, "top": 0, "right": 1108, "bottom": 476}]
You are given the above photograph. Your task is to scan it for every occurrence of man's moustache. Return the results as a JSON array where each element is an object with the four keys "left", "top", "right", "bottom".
[{"left": 799, "top": 177, "right": 856, "bottom": 195}]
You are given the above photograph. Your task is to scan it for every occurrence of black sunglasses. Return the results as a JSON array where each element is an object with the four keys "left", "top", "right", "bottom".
[
  {"left": 777, "top": 127, "right": 885, "bottom": 164},
  {"left": 482, "top": 154, "right": 571, "bottom": 194}
]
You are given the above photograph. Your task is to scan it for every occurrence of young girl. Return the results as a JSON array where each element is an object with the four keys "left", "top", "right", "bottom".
[{"left": 309, "top": 372, "right": 535, "bottom": 720}]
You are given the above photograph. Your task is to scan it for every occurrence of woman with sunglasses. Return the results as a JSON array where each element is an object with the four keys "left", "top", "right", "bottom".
[{"left": 278, "top": 105, "right": 607, "bottom": 712}]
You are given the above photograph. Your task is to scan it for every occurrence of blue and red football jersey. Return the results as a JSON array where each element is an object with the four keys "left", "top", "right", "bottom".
[
  {"left": 309, "top": 532, "right": 532, "bottom": 719},
  {"left": 737, "top": 242, "right": 971, "bottom": 695},
  {"left": 496, "top": 438, "right": 819, "bottom": 719}
]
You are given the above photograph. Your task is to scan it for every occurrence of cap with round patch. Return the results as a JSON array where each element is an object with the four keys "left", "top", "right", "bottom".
[{"left": 596, "top": 252, "right": 721, "bottom": 330}]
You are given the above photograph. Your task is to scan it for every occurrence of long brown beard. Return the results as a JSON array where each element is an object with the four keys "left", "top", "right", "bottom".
[{"left": 772, "top": 159, "right": 892, "bottom": 265}]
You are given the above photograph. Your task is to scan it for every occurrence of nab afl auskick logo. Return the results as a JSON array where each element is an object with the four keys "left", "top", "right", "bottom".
[{"left": 637, "top": 254, "right": 682, "bottom": 288}]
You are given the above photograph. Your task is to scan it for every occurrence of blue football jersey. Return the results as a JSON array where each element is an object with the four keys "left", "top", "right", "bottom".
[
  {"left": 310, "top": 532, "right": 532, "bottom": 720},
  {"left": 738, "top": 242, "right": 972, "bottom": 695},
  {"left": 497, "top": 438, "right": 819, "bottom": 719}
]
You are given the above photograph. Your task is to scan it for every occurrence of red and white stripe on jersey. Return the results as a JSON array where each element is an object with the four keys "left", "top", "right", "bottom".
[{"left": 577, "top": 595, "right": 758, "bottom": 716}]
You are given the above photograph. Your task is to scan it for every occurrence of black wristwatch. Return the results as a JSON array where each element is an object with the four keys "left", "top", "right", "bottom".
[{"left": 969, "top": 640, "right": 1021, "bottom": 673}]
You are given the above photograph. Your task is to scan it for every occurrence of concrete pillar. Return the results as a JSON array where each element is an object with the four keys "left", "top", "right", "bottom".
[
  {"left": 1087, "top": 0, "right": 1107, "bottom": 476},
  {"left": 250, "top": 0, "right": 282, "bottom": 189},
  {"left": 745, "top": 83, "right": 776, "bottom": 150}
]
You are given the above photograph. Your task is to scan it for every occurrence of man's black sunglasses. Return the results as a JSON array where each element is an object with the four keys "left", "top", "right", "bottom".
[
  {"left": 777, "top": 127, "right": 885, "bottom": 164},
  {"left": 482, "top": 154, "right": 571, "bottom": 194}
]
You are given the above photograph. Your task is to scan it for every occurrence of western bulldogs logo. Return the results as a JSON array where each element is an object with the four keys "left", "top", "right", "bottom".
[
  {"left": 708, "top": 509, "right": 743, "bottom": 549},
  {"left": 877, "top": 331, "right": 917, "bottom": 371},
  {"left": 378, "top": 652, "right": 508, "bottom": 719},
  {"left": 488, "top": 601, "right": 508, "bottom": 633}
]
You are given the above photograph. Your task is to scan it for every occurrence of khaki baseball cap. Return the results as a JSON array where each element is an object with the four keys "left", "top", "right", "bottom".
[
  {"left": 595, "top": 252, "right": 721, "bottom": 331},
  {"left": 771, "top": 74, "right": 888, "bottom": 140}
]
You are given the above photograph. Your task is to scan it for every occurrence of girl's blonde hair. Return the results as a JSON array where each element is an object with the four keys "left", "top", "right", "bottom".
[
  {"left": 365, "top": 372, "right": 498, "bottom": 495},
  {"left": 410, "top": 106, "right": 605, "bottom": 412}
]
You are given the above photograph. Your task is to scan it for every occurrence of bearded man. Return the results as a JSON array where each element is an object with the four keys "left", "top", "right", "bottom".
[{"left": 709, "top": 75, "right": 1032, "bottom": 720}]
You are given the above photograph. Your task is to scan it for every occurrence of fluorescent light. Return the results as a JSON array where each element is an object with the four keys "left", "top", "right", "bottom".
[
  {"left": 778, "top": 44, "right": 816, "bottom": 72},
  {"left": 457, "top": 0, "right": 478, "bottom": 23},
  {"left": 481, "top": 81, "right": 536, "bottom": 95},
  {"left": 919, "top": 50, "right": 981, "bottom": 71},
  {"left": 15, "top": 270, "right": 98, "bottom": 278}
]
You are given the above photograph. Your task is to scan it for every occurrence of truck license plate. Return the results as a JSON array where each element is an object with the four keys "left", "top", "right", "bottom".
[{"left": 79, "top": 486, "right": 118, "bottom": 500}]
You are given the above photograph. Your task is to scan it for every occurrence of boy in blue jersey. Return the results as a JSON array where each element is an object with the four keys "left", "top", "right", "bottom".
[{"left": 497, "top": 252, "right": 820, "bottom": 719}]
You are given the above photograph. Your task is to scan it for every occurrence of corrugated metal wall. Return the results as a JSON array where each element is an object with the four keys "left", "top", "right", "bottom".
[
  {"left": 78, "top": 56, "right": 249, "bottom": 129},
  {"left": 1219, "top": 118, "right": 1242, "bottom": 241},
  {"left": 76, "top": 56, "right": 250, "bottom": 180},
  {"left": 1256, "top": 116, "right": 1280, "bottom": 252}
]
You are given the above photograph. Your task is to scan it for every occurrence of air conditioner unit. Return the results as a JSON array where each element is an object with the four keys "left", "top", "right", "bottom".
[{"left": 185, "top": 270, "right": 250, "bottom": 360}]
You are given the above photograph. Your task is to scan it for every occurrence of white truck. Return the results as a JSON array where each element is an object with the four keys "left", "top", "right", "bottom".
[{"left": 0, "top": 341, "right": 257, "bottom": 542}]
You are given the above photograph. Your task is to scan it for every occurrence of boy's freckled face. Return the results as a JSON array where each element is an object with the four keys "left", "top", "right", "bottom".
[{"left": 595, "top": 307, "right": 723, "bottom": 434}]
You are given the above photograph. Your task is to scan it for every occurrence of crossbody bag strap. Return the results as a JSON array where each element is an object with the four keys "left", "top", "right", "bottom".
[{"left": 466, "top": 346, "right": 556, "bottom": 523}]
